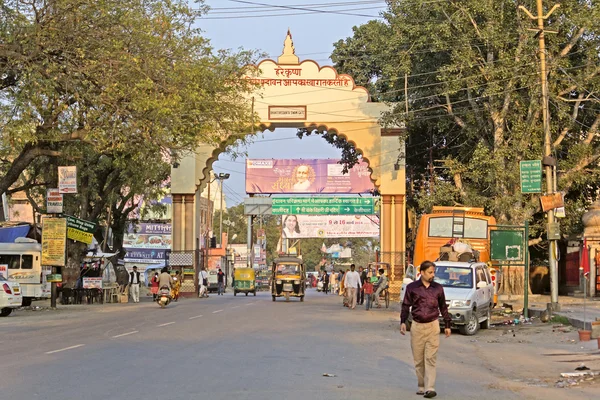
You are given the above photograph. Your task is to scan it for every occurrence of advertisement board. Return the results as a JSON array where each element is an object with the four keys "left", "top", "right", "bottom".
[
  {"left": 82, "top": 277, "right": 103, "bottom": 289},
  {"left": 58, "top": 166, "right": 78, "bottom": 194},
  {"left": 246, "top": 159, "right": 373, "bottom": 194},
  {"left": 46, "top": 188, "right": 64, "bottom": 214},
  {"left": 124, "top": 223, "right": 172, "bottom": 249},
  {"left": 281, "top": 215, "right": 379, "bottom": 238},
  {"left": 66, "top": 215, "right": 97, "bottom": 244},
  {"left": 41, "top": 217, "right": 67, "bottom": 266}
]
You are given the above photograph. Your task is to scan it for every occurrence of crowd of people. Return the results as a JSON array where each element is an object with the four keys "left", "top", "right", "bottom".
[{"left": 317, "top": 264, "right": 389, "bottom": 310}]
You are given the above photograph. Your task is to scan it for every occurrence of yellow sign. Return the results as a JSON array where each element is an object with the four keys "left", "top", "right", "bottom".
[
  {"left": 42, "top": 217, "right": 67, "bottom": 266},
  {"left": 67, "top": 229, "right": 93, "bottom": 244}
]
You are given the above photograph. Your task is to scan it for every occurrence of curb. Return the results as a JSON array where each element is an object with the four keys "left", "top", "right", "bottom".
[{"left": 528, "top": 307, "right": 596, "bottom": 330}]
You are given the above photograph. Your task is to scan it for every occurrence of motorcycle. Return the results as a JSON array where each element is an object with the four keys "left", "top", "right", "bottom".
[{"left": 157, "top": 286, "right": 172, "bottom": 308}]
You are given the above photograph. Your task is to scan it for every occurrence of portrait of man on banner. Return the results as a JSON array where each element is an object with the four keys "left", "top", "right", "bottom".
[{"left": 292, "top": 164, "right": 315, "bottom": 192}]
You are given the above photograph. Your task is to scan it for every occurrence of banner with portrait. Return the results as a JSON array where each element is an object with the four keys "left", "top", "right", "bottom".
[{"left": 245, "top": 159, "right": 373, "bottom": 194}]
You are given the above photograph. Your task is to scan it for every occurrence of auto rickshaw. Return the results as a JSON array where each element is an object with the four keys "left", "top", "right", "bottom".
[
  {"left": 233, "top": 268, "right": 256, "bottom": 296},
  {"left": 271, "top": 256, "right": 305, "bottom": 302}
]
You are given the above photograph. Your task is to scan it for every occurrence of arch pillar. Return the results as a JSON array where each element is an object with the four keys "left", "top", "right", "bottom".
[
  {"left": 172, "top": 194, "right": 184, "bottom": 251},
  {"left": 184, "top": 194, "right": 195, "bottom": 251}
]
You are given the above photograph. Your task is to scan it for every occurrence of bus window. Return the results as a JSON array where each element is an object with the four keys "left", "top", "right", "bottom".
[
  {"left": 21, "top": 255, "right": 33, "bottom": 269},
  {"left": 0, "top": 254, "right": 20, "bottom": 269},
  {"left": 428, "top": 217, "right": 487, "bottom": 239},
  {"left": 464, "top": 219, "right": 488, "bottom": 239}
]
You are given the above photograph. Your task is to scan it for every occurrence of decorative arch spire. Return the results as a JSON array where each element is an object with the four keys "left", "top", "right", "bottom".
[{"left": 278, "top": 29, "right": 299, "bottom": 65}]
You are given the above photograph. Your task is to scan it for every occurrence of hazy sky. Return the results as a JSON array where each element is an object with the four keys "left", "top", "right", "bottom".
[{"left": 196, "top": 0, "right": 385, "bottom": 205}]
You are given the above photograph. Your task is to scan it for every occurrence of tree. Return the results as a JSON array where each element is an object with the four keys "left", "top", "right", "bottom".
[
  {"left": 0, "top": 0, "right": 256, "bottom": 218},
  {"left": 330, "top": 0, "right": 600, "bottom": 294}
]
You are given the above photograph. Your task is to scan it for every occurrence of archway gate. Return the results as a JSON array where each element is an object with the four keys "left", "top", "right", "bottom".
[{"left": 169, "top": 31, "right": 406, "bottom": 295}]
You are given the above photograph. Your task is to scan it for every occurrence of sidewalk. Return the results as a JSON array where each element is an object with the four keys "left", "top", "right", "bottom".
[{"left": 499, "top": 294, "right": 600, "bottom": 330}]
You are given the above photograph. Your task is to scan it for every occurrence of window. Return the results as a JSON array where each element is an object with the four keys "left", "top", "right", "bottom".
[
  {"left": 21, "top": 255, "right": 33, "bottom": 269},
  {"left": 0, "top": 254, "right": 21, "bottom": 269},
  {"left": 476, "top": 268, "right": 486, "bottom": 285},
  {"left": 428, "top": 217, "right": 488, "bottom": 239}
]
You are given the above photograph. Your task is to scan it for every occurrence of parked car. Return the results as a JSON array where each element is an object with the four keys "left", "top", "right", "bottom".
[
  {"left": 401, "top": 261, "right": 494, "bottom": 336},
  {"left": 1, "top": 276, "right": 23, "bottom": 317},
  {"left": 207, "top": 270, "right": 219, "bottom": 293}
]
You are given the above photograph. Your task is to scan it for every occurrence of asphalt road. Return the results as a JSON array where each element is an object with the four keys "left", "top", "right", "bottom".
[{"left": 0, "top": 289, "right": 589, "bottom": 400}]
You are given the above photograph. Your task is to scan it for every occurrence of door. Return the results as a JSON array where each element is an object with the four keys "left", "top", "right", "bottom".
[{"left": 474, "top": 267, "right": 488, "bottom": 317}]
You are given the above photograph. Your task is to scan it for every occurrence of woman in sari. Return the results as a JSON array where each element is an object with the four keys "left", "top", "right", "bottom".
[
  {"left": 150, "top": 272, "right": 159, "bottom": 300},
  {"left": 171, "top": 270, "right": 182, "bottom": 302}
]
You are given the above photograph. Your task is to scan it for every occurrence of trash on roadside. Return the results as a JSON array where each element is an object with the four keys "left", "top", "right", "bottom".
[
  {"left": 575, "top": 364, "right": 590, "bottom": 371},
  {"left": 323, "top": 373, "right": 336, "bottom": 377}
]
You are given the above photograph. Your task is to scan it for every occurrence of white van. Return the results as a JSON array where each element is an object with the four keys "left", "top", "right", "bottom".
[{"left": 0, "top": 240, "right": 51, "bottom": 306}]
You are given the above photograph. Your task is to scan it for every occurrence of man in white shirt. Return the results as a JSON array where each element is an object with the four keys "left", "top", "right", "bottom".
[
  {"left": 344, "top": 264, "right": 362, "bottom": 310},
  {"left": 128, "top": 266, "right": 141, "bottom": 303},
  {"left": 199, "top": 267, "right": 208, "bottom": 298}
]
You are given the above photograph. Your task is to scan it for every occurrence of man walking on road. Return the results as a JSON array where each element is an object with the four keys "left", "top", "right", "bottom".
[
  {"left": 343, "top": 264, "right": 362, "bottom": 310},
  {"left": 128, "top": 266, "right": 141, "bottom": 303},
  {"left": 199, "top": 267, "right": 208, "bottom": 298},
  {"left": 217, "top": 268, "right": 225, "bottom": 295},
  {"left": 400, "top": 261, "right": 452, "bottom": 399}
]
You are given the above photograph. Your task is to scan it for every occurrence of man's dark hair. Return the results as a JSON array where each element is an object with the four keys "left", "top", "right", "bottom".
[{"left": 420, "top": 261, "right": 435, "bottom": 273}]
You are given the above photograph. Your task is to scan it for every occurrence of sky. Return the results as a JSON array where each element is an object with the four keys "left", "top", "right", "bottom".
[{"left": 195, "top": 0, "right": 386, "bottom": 206}]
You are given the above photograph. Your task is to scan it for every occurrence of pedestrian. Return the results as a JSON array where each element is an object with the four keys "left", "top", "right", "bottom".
[
  {"left": 343, "top": 264, "right": 362, "bottom": 310},
  {"left": 373, "top": 268, "right": 389, "bottom": 308},
  {"left": 217, "top": 268, "right": 225, "bottom": 295},
  {"left": 231, "top": 267, "right": 236, "bottom": 289},
  {"left": 400, "top": 261, "right": 452, "bottom": 399},
  {"left": 199, "top": 267, "right": 209, "bottom": 298},
  {"left": 150, "top": 272, "right": 159, "bottom": 300},
  {"left": 128, "top": 266, "right": 141, "bottom": 303},
  {"left": 322, "top": 271, "right": 329, "bottom": 294},
  {"left": 358, "top": 266, "right": 366, "bottom": 305},
  {"left": 329, "top": 269, "right": 337, "bottom": 294},
  {"left": 364, "top": 278, "right": 374, "bottom": 310},
  {"left": 172, "top": 270, "right": 182, "bottom": 301}
]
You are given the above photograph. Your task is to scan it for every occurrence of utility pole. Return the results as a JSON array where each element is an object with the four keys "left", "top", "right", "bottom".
[{"left": 519, "top": 0, "right": 561, "bottom": 310}]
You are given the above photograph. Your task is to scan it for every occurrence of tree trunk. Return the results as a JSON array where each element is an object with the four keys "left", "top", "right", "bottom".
[{"left": 498, "top": 265, "right": 533, "bottom": 296}]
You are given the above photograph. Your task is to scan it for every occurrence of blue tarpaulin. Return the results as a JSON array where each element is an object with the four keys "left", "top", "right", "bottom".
[{"left": 0, "top": 225, "right": 31, "bottom": 243}]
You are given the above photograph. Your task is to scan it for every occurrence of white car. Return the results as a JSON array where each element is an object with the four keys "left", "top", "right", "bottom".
[
  {"left": 1, "top": 276, "right": 23, "bottom": 317},
  {"left": 401, "top": 262, "right": 494, "bottom": 336}
]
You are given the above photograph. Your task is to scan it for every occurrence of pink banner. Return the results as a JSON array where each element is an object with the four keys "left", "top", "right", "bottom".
[{"left": 246, "top": 159, "right": 373, "bottom": 194}]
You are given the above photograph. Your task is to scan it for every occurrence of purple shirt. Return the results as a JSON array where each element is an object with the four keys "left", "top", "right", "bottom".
[{"left": 401, "top": 280, "right": 452, "bottom": 329}]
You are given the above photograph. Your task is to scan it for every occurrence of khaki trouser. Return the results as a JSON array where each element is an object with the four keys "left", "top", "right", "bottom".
[
  {"left": 347, "top": 287, "right": 357, "bottom": 308},
  {"left": 410, "top": 320, "right": 440, "bottom": 392}
]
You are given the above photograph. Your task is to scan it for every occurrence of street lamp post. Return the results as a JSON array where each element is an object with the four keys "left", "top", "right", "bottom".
[{"left": 216, "top": 173, "right": 230, "bottom": 246}]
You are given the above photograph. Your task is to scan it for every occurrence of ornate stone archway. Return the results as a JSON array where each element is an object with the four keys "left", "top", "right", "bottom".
[{"left": 170, "top": 31, "right": 406, "bottom": 278}]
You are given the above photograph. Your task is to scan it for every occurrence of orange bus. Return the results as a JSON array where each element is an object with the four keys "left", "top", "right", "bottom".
[{"left": 412, "top": 206, "right": 496, "bottom": 267}]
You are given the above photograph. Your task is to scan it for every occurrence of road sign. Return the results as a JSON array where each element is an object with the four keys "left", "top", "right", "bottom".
[
  {"left": 66, "top": 215, "right": 97, "bottom": 244},
  {"left": 520, "top": 160, "right": 542, "bottom": 193},
  {"left": 490, "top": 230, "right": 524, "bottom": 261},
  {"left": 272, "top": 197, "right": 375, "bottom": 215}
]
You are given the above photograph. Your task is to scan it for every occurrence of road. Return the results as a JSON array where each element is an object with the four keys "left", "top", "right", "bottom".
[{"left": 0, "top": 289, "right": 597, "bottom": 400}]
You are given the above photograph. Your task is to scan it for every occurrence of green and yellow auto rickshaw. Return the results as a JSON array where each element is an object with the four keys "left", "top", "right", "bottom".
[
  {"left": 271, "top": 256, "right": 305, "bottom": 302},
  {"left": 233, "top": 268, "right": 256, "bottom": 296}
]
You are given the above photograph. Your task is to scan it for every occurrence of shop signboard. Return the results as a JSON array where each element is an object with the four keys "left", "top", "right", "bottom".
[
  {"left": 246, "top": 159, "right": 373, "bottom": 194},
  {"left": 46, "top": 188, "right": 64, "bottom": 214},
  {"left": 58, "top": 166, "right": 78, "bottom": 194},
  {"left": 82, "top": 277, "right": 103, "bottom": 289},
  {"left": 66, "top": 215, "right": 97, "bottom": 245}
]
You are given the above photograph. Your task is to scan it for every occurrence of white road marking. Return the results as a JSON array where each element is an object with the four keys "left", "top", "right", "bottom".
[
  {"left": 157, "top": 322, "right": 175, "bottom": 327},
  {"left": 46, "top": 344, "right": 85, "bottom": 354},
  {"left": 245, "top": 302, "right": 255, "bottom": 306},
  {"left": 112, "top": 331, "right": 139, "bottom": 338},
  {"left": 231, "top": 306, "right": 240, "bottom": 309},
  {"left": 212, "top": 310, "right": 223, "bottom": 314},
  {"left": 188, "top": 315, "right": 203, "bottom": 320}
]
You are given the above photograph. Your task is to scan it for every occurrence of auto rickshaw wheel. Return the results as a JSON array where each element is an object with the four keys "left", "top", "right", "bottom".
[
  {"left": 253, "top": 291, "right": 256, "bottom": 296},
  {"left": 300, "top": 296, "right": 304, "bottom": 302},
  {"left": 245, "top": 292, "right": 248, "bottom": 296},
  {"left": 272, "top": 295, "right": 276, "bottom": 302},
  {"left": 285, "top": 292, "right": 290, "bottom": 302},
  {"left": 234, "top": 291, "right": 237, "bottom": 296}
]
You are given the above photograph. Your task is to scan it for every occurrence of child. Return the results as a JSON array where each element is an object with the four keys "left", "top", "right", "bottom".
[{"left": 364, "top": 279, "right": 374, "bottom": 311}]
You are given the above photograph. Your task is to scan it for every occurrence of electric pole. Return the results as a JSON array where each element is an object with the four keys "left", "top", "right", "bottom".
[{"left": 519, "top": 0, "right": 561, "bottom": 310}]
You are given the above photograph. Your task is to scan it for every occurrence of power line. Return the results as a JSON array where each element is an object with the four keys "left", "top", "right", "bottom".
[{"left": 212, "top": 0, "right": 382, "bottom": 18}]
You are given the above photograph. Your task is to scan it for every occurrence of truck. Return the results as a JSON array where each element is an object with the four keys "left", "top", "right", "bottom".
[{"left": 0, "top": 239, "right": 51, "bottom": 306}]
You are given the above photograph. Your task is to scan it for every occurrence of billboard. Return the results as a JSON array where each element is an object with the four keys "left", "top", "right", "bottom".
[
  {"left": 246, "top": 159, "right": 373, "bottom": 194},
  {"left": 281, "top": 215, "right": 379, "bottom": 238},
  {"left": 124, "top": 223, "right": 171, "bottom": 261}
]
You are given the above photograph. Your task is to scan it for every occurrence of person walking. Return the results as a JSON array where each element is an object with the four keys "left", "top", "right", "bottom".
[
  {"left": 217, "top": 268, "right": 225, "bottom": 295},
  {"left": 400, "top": 261, "right": 452, "bottom": 399},
  {"left": 199, "top": 267, "right": 209, "bottom": 298},
  {"left": 172, "top": 270, "right": 182, "bottom": 302},
  {"left": 231, "top": 267, "right": 236, "bottom": 289},
  {"left": 363, "top": 278, "right": 374, "bottom": 311},
  {"left": 322, "top": 271, "right": 329, "bottom": 294},
  {"left": 150, "top": 272, "right": 159, "bottom": 300},
  {"left": 343, "top": 264, "right": 362, "bottom": 310},
  {"left": 358, "top": 266, "right": 367, "bottom": 305},
  {"left": 128, "top": 266, "right": 142, "bottom": 303}
]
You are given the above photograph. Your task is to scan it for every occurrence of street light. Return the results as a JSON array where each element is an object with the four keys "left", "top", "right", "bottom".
[{"left": 216, "top": 172, "right": 230, "bottom": 246}]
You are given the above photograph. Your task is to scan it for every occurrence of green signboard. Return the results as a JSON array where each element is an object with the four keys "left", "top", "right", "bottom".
[
  {"left": 271, "top": 197, "right": 376, "bottom": 215},
  {"left": 520, "top": 160, "right": 542, "bottom": 193},
  {"left": 66, "top": 215, "right": 97, "bottom": 244},
  {"left": 490, "top": 230, "right": 524, "bottom": 261}
]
